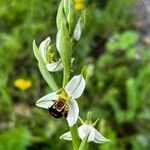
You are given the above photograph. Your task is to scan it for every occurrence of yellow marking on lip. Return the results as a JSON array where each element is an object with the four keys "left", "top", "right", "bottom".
[{"left": 57, "top": 88, "right": 69, "bottom": 101}]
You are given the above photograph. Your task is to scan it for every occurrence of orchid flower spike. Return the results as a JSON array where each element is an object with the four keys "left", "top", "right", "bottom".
[
  {"left": 36, "top": 75, "right": 86, "bottom": 127},
  {"left": 60, "top": 124, "right": 110, "bottom": 143},
  {"left": 39, "top": 37, "right": 74, "bottom": 72}
]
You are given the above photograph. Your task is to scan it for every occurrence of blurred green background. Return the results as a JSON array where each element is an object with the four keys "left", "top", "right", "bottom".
[{"left": 0, "top": 0, "right": 150, "bottom": 149}]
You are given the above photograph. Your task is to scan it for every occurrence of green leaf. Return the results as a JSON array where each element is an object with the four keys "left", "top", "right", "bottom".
[
  {"left": 33, "top": 40, "right": 44, "bottom": 63},
  {"left": 38, "top": 62, "right": 58, "bottom": 91},
  {"left": 56, "top": 21, "right": 72, "bottom": 86}
]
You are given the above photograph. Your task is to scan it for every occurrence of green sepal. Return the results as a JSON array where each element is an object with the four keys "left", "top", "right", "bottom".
[
  {"left": 33, "top": 40, "right": 58, "bottom": 91},
  {"left": 56, "top": 0, "right": 66, "bottom": 30},
  {"left": 38, "top": 63, "right": 58, "bottom": 91},
  {"left": 56, "top": 21, "right": 72, "bottom": 86},
  {"left": 32, "top": 40, "right": 44, "bottom": 63}
]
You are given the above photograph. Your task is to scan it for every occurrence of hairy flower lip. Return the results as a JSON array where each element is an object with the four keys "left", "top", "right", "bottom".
[
  {"left": 60, "top": 124, "right": 110, "bottom": 143},
  {"left": 36, "top": 75, "right": 86, "bottom": 127}
]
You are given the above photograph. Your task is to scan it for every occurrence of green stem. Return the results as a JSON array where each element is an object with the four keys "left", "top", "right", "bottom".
[
  {"left": 70, "top": 124, "right": 80, "bottom": 150},
  {"left": 63, "top": 66, "right": 70, "bottom": 87},
  {"left": 78, "top": 136, "right": 88, "bottom": 150}
]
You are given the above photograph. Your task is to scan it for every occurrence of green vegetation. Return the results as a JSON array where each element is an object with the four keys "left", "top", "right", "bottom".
[{"left": 0, "top": 0, "right": 149, "bottom": 149}]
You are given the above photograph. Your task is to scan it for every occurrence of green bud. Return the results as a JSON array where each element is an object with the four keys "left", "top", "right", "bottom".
[
  {"left": 87, "top": 111, "right": 93, "bottom": 124},
  {"left": 56, "top": 0, "right": 66, "bottom": 30},
  {"left": 56, "top": 21, "right": 72, "bottom": 86},
  {"left": 64, "top": 0, "right": 76, "bottom": 35}
]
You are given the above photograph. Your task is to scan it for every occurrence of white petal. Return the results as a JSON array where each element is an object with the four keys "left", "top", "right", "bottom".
[
  {"left": 60, "top": 131, "right": 72, "bottom": 141},
  {"left": 46, "top": 59, "right": 63, "bottom": 72},
  {"left": 67, "top": 99, "right": 79, "bottom": 127},
  {"left": 39, "top": 37, "right": 51, "bottom": 63},
  {"left": 78, "top": 125, "right": 95, "bottom": 142},
  {"left": 65, "top": 75, "right": 86, "bottom": 99},
  {"left": 93, "top": 128, "right": 110, "bottom": 143},
  {"left": 36, "top": 92, "right": 58, "bottom": 109},
  {"left": 73, "top": 20, "right": 81, "bottom": 41}
]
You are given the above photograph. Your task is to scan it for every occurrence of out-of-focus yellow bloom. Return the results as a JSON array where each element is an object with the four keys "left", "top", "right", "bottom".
[
  {"left": 74, "top": 0, "right": 84, "bottom": 11},
  {"left": 14, "top": 79, "right": 32, "bottom": 91}
]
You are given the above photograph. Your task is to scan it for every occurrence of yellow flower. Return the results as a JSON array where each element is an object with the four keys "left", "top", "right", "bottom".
[
  {"left": 14, "top": 79, "right": 32, "bottom": 91},
  {"left": 74, "top": 0, "right": 84, "bottom": 11}
]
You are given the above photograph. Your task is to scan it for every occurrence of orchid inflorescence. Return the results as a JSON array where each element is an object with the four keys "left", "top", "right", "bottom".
[{"left": 32, "top": 0, "right": 109, "bottom": 149}]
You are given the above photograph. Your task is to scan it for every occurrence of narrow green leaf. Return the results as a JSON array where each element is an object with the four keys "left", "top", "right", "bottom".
[
  {"left": 38, "top": 62, "right": 58, "bottom": 91},
  {"left": 56, "top": 22, "right": 72, "bottom": 86},
  {"left": 32, "top": 40, "right": 44, "bottom": 63}
]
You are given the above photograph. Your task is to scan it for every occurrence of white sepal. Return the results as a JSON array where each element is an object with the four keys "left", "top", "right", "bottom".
[
  {"left": 72, "top": 20, "right": 81, "bottom": 41},
  {"left": 46, "top": 59, "right": 63, "bottom": 72},
  {"left": 65, "top": 75, "right": 86, "bottom": 99},
  {"left": 39, "top": 37, "right": 51, "bottom": 63},
  {"left": 36, "top": 92, "right": 58, "bottom": 109},
  {"left": 67, "top": 99, "right": 79, "bottom": 127},
  {"left": 78, "top": 125, "right": 95, "bottom": 142}
]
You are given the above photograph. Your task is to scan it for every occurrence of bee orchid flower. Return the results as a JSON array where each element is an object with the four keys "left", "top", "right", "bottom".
[
  {"left": 60, "top": 124, "right": 110, "bottom": 143},
  {"left": 39, "top": 37, "right": 74, "bottom": 72},
  {"left": 36, "top": 75, "right": 85, "bottom": 127}
]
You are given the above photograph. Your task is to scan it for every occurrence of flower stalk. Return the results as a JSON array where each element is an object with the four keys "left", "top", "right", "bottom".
[{"left": 70, "top": 124, "right": 80, "bottom": 150}]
